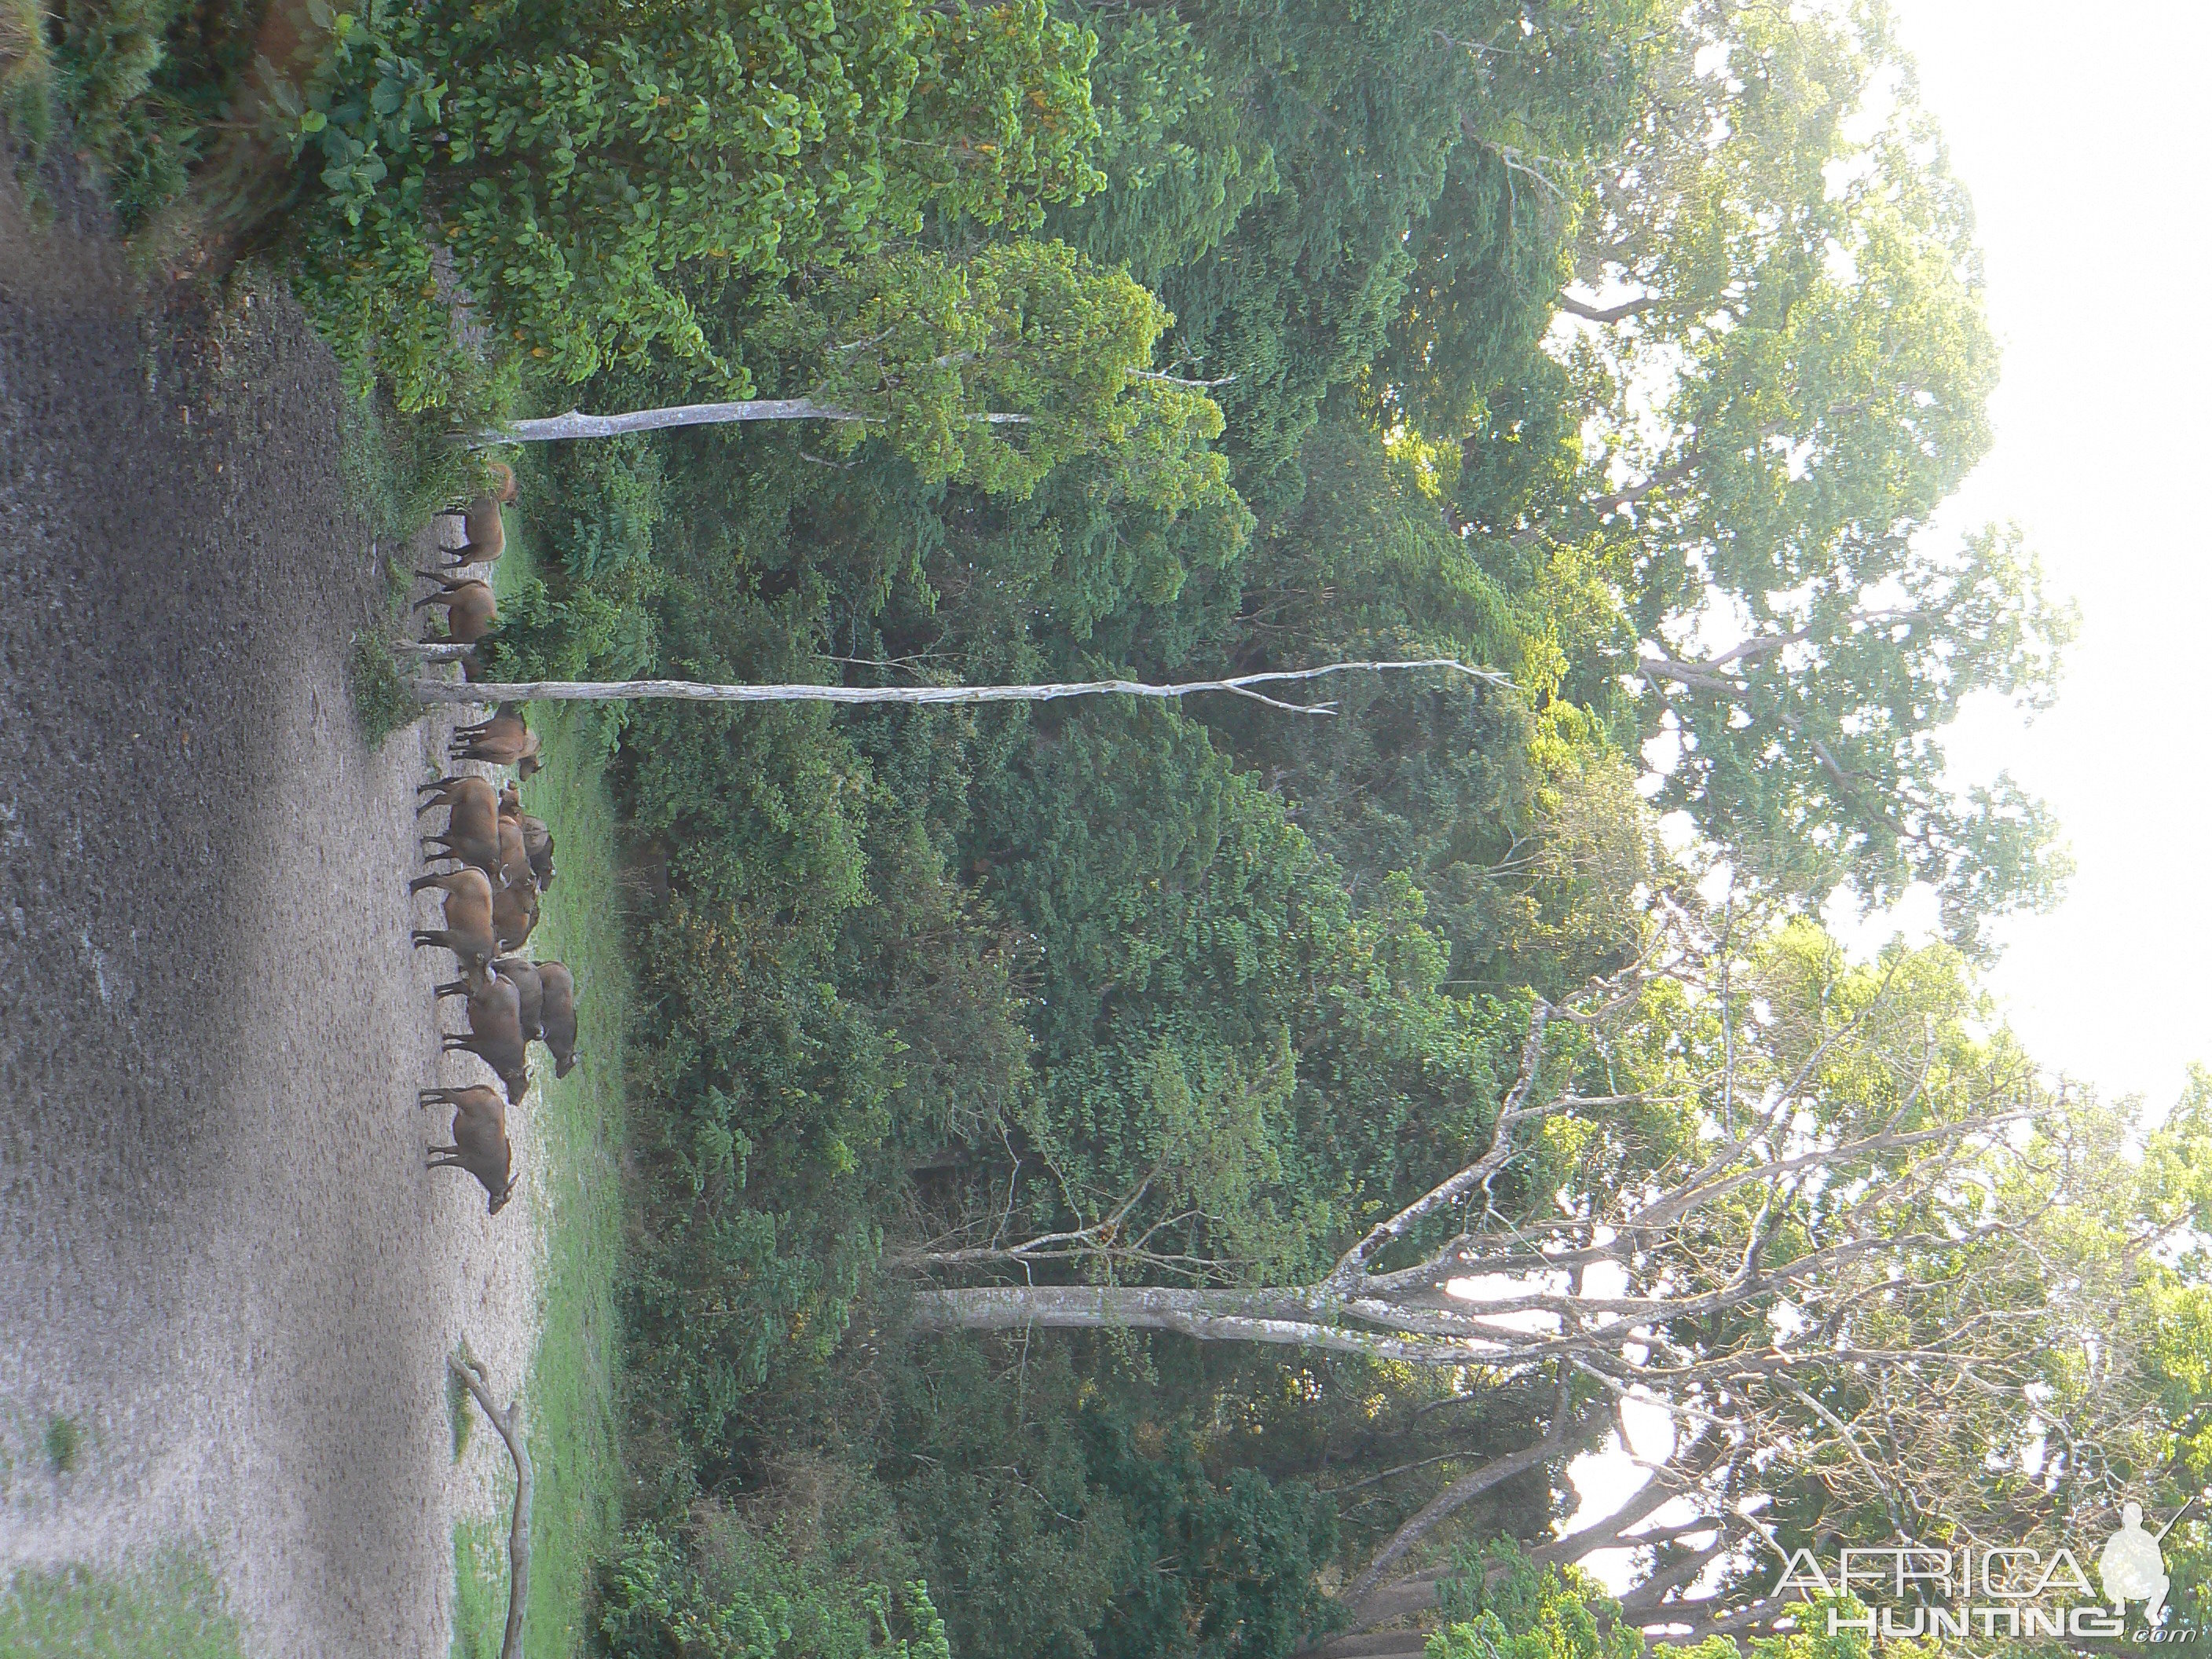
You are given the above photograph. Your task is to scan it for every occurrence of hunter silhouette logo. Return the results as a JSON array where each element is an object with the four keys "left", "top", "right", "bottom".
[
  {"left": 1774, "top": 1498, "right": 2200, "bottom": 1641},
  {"left": 2100, "top": 1500, "right": 2197, "bottom": 1625}
]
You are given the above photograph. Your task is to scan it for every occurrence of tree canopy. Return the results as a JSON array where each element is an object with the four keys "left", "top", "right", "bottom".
[
  {"left": 1519, "top": 0, "right": 2076, "bottom": 939},
  {"left": 47, "top": 0, "right": 2175, "bottom": 1650}
]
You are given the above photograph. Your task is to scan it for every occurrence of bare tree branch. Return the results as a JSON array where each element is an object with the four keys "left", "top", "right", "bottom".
[
  {"left": 1343, "top": 1367, "right": 1597, "bottom": 1613},
  {"left": 1557, "top": 290, "right": 1670, "bottom": 325}
]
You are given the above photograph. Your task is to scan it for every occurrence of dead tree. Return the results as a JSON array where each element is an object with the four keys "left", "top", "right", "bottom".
[
  {"left": 899, "top": 914, "right": 2164, "bottom": 1645},
  {"left": 409, "top": 658, "right": 1508, "bottom": 711}
]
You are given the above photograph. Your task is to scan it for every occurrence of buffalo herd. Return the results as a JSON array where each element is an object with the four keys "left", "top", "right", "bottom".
[{"left": 408, "top": 469, "right": 578, "bottom": 1214}]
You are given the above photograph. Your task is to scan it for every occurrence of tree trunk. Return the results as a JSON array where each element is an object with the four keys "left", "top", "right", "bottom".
[
  {"left": 912, "top": 1283, "right": 1317, "bottom": 1329},
  {"left": 477, "top": 400, "right": 1035, "bottom": 445},
  {"left": 411, "top": 659, "right": 1505, "bottom": 711},
  {"left": 484, "top": 398, "right": 857, "bottom": 443},
  {"left": 906, "top": 1284, "right": 1470, "bottom": 1363},
  {"left": 911, "top": 1283, "right": 1321, "bottom": 1330}
]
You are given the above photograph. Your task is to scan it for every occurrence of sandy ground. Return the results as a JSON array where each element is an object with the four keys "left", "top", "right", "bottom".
[{"left": 0, "top": 173, "right": 544, "bottom": 1654}]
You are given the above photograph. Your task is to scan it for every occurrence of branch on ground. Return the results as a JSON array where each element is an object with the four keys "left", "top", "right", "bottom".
[{"left": 450, "top": 1339, "right": 532, "bottom": 1659}]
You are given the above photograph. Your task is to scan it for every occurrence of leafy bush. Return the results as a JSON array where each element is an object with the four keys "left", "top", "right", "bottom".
[
  {"left": 876, "top": 1336, "right": 1342, "bottom": 1659},
  {"left": 961, "top": 702, "right": 1519, "bottom": 1283},
  {"left": 543, "top": 434, "right": 665, "bottom": 581},
  {"left": 600, "top": 1495, "right": 950, "bottom": 1659},
  {"left": 1076, "top": 1404, "right": 1342, "bottom": 1659},
  {"left": 347, "top": 628, "right": 417, "bottom": 748},
  {"left": 270, "top": 0, "right": 1106, "bottom": 406},
  {"left": 474, "top": 569, "right": 659, "bottom": 685},
  {"left": 41, "top": 0, "right": 263, "bottom": 227},
  {"left": 615, "top": 694, "right": 1038, "bottom": 1461},
  {"left": 51, "top": 0, "right": 178, "bottom": 173},
  {"left": 1431, "top": 1545, "right": 1641, "bottom": 1659}
]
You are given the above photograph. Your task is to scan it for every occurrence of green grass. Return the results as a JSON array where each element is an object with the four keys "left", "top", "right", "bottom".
[
  {"left": 335, "top": 386, "right": 481, "bottom": 550},
  {"left": 448, "top": 499, "right": 630, "bottom": 1659},
  {"left": 449, "top": 1518, "right": 508, "bottom": 1659},
  {"left": 350, "top": 614, "right": 422, "bottom": 749},
  {"left": 0, "top": 1557, "right": 244, "bottom": 1659},
  {"left": 335, "top": 391, "right": 485, "bottom": 751},
  {"left": 40, "top": 1417, "right": 82, "bottom": 1476}
]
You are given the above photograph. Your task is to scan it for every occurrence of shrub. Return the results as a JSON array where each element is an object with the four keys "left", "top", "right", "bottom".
[
  {"left": 543, "top": 434, "right": 665, "bottom": 581},
  {"left": 600, "top": 1500, "right": 950, "bottom": 1659}
]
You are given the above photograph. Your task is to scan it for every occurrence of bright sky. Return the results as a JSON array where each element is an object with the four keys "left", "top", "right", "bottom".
[
  {"left": 1563, "top": 2, "right": 2212, "bottom": 1587},
  {"left": 1829, "top": 0, "right": 2212, "bottom": 1115}
]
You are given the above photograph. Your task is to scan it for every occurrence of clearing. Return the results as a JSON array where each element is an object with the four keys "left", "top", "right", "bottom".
[{"left": 0, "top": 166, "right": 619, "bottom": 1657}]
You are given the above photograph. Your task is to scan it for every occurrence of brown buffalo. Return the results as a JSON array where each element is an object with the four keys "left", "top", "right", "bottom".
[
  {"left": 412, "top": 575, "right": 497, "bottom": 644},
  {"left": 416, "top": 775, "right": 503, "bottom": 874},
  {"left": 491, "top": 879, "right": 538, "bottom": 952},
  {"left": 432, "top": 463, "right": 516, "bottom": 569},
  {"left": 498, "top": 785, "right": 556, "bottom": 890},
  {"left": 441, "top": 970, "right": 527, "bottom": 1080},
  {"left": 410, "top": 866, "right": 496, "bottom": 976},
  {"left": 495, "top": 816, "right": 533, "bottom": 892},
  {"left": 450, "top": 705, "right": 540, "bottom": 778},
  {"left": 494, "top": 956, "right": 544, "bottom": 1042},
  {"left": 420, "top": 1084, "right": 515, "bottom": 1214},
  {"left": 536, "top": 961, "right": 577, "bottom": 1078},
  {"left": 435, "top": 956, "right": 543, "bottom": 1044}
]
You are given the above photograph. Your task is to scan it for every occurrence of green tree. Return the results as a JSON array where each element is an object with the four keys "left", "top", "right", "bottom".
[
  {"left": 268, "top": 0, "right": 1105, "bottom": 404},
  {"left": 1200, "top": 415, "right": 1646, "bottom": 995},
  {"left": 1049, "top": 7, "right": 1274, "bottom": 287},
  {"left": 773, "top": 240, "right": 1230, "bottom": 504},
  {"left": 1060, "top": 0, "right": 1661, "bottom": 487},
  {"left": 1489, "top": 0, "right": 2075, "bottom": 943},
  {"left": 924, "top": 704, "right": 1502, "bottom": 1288},
  {"left": 1426, "top": 1544, "right": 1641, "bottom": 1659},
  {"left": 491, "top": 240, "right": 1236, "bottom": 507},
  {"left": 599, "top": 1502, "right": 953, "bottom": 1659}
]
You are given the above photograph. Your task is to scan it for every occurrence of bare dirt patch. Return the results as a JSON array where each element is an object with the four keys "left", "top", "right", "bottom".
[{"left": 0, "top": 170, "right": 542, "bottom": 1655}]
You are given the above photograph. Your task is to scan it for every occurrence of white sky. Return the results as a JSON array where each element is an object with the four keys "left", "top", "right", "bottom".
[
  {"left": 1824, "top": 0, "right": 2212, "bottom": 1115},
  {"left": 1563, "top": 2, "right": 2212, "bottom": 1584}
]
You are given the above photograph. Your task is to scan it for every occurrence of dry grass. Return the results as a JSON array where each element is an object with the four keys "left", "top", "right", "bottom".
[
  {"left": 0, "top": 0, "right": 46, "bottom": 68},
  {"left": 0, "top": 0, "right": 53, "bottom": 153}
]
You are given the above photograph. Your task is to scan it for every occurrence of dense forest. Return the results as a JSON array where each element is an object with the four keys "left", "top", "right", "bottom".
[{"left": 13, "top": 0, "right": 2211, "bottom": 1654}]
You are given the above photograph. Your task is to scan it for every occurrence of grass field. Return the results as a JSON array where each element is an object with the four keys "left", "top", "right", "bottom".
[
  {"left": 449, "top": 513, "right": 631, "bottom": 1659},
  {"left": 0, "top": 1557, "right": 244, "bottom": 1659}
]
